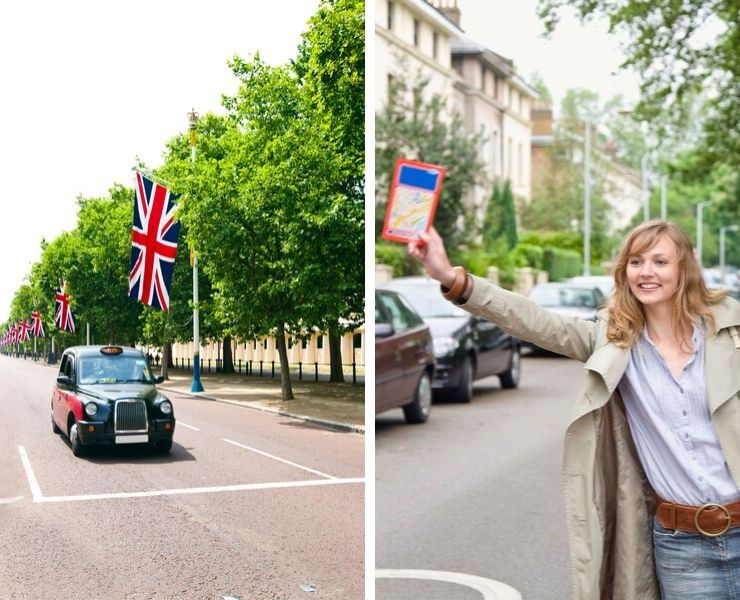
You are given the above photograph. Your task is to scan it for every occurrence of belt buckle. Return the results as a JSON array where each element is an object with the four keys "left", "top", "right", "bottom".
[{"left": 694, "top": 503, "right": 732, "bottom": 537}]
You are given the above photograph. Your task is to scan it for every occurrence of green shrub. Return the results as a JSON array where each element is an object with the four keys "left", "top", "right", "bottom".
[
  {"left": 451, "top": 241, "right": 516, "bottom": 290},
  {"left": 510, "top": 243, "right": 544, "bottom": 269},
  {"left": 375, "top": 241, "right": 421, "bottom": 277},
  {"left": 543, "top": 246, "right": 582, "bottom": 281}
]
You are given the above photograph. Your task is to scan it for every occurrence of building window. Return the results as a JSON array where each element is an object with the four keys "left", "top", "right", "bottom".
[
  {"left": 263, "top": 339, "right": 268, "bottom": 349},
  {"left": 387, "top": 73, "right": 396, "bottom": 103},
  {"left": 432, "top": 32, "right": 438, "bottom": 59},
  {"left": 494, "top": 76, "right": 499, "bottom": 101},
  {"left": 492, "top": 129, "right": 499, "bottom": 177},
  {"left": 413, "top": 19, "right": 420, "bottom": 47},
  {"left": 507, "top": 137, "right": 513, "bottom": 179},
  {"left": 301, "top": 338, "right": 308, "bottom": 349},
  {"left": 317, "top": 335, "right": 324, "bottom": 350},
  {"left": 387, "top": 1, "right": 393, "bottom": 30},
  {"left": 481, "top": 64, "right": 486, "bottom": 91},
  {"left": 353, "top": 333, "right": 362, "bottom": 349}
]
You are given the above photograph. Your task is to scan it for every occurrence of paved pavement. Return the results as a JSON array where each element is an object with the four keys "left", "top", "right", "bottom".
[{"left": 159, "top": 367, "right": 365, "bottom": 434}]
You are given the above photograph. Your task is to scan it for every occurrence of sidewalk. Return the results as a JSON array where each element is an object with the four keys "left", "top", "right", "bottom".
[{"left": 159, "top": 368, "right": 365, "bottom": 434}]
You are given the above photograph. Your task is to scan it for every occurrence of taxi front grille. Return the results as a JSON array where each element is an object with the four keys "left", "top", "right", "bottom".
[{"left": 114, "top": 400, "right": 148, "bottom": 433}]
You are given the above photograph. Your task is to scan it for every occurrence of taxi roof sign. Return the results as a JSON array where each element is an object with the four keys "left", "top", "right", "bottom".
[{"left": 100, "top": 346, "right": 124, "bottom": 355}]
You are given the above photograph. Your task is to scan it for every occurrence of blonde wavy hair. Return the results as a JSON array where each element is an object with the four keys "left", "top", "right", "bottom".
[{"left": 606, "top": 220, "right": 727, "bottom": 349}]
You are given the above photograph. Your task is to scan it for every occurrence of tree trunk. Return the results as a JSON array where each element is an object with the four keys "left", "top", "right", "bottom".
[
  {"left": 276, "top": 324, "right": 294, "bottom": 400},
  {"left": 222, "top": 335, "right": 235, "bottom": 373},
  {"left": 328, "top": 327, "right": 345, "bottom": 383},
  {"left": 160, "top": 342, "right": 172, "bottom": 380}
]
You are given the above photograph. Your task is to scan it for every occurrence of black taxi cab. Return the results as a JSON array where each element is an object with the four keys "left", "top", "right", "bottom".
[{"left": 51, "top": 345, "right": 176, "bottom": 457}]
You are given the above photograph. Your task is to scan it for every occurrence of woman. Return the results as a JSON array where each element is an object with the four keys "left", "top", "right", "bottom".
[{"left": 409, "top": 220, "right": 740, "bottom": 599}]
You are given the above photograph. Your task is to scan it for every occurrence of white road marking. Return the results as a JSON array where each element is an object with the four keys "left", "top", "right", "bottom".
[
  {"left": 17, "top": 446, "right": 43, "bottom": 502},
  {"left": 35, "top": 477, "right": 365, "bottom": 503},
  {"left": 0, "top": 496, "right": 24, "bottom": 505},
  {"left": 222, "top": 438, "right": 337, "bottom": 479},
  {"left": 176, "top": 421, "right": 200, "bottom": 431},
  {"left": 375, "top": 569, "right": 522, "bottom": 600}
]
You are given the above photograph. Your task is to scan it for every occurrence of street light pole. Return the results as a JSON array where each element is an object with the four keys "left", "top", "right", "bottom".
[
  {"left": 660, "top": 174, "right": 668, "bottom": 220},
  {"left": 188, "top": 108, "right": 204, "bottom": 393},
  {"left": 583, "top": 120, "right": 591, "bottom": 276},
  {"left": 696, "top": 201, "right": 707, "bottom": 267},
  {"left": 641, "top": 152, "right": 651, "bottom": 222},
  {"left": 720, "top": 224, "right": 739, "bottom": 283}
]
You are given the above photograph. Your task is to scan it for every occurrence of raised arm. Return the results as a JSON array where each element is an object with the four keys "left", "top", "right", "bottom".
[{"left": 409, "top": 228, "right": 598, "bottom": 362}]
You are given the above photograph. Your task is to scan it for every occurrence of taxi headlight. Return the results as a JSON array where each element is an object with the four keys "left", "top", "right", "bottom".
[
  {"left": 160, "top": 401, "right": 173, "bottom": 415},
  {"left": 433, "top": 337, "right": 459, "bottom": 358},
  {"left": 84, "top": 403, "right": 98, "bottom": 417}
]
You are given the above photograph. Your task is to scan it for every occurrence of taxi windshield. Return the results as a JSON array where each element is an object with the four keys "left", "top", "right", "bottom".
[{"left": 78, "top": 355, "right": 154, "bottom": 385}]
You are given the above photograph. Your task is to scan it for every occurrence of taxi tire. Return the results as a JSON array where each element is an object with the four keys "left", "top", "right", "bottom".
[
  {"left": 69, "top": 423, "right": 86, "bottom": 457},
  {"left": 154, "top": 440, "right": 173, "bottom": 454},
  {"left": 52, "top": 412, "right": 61, "bottom": 434}
]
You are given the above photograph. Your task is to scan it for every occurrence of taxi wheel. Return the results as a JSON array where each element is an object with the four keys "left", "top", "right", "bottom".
[
  {"left": 154, "top": 440, "right": 173, "bottom": 454},
  {"left": 51, "top": 412, "right": 61, "bottom": 434},
  {"left": 69, "top": 423, "right": 86, "bottom": 457}
]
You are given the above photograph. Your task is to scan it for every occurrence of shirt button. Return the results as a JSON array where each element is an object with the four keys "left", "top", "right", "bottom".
[
  {"left": 699, "top": 476, "right": 704, "bottom": 482},
  {"left": 685, "top": 433, "right": 690, "bottom": 439},
  {"left": 682, "top": 410, "right": 687, "bottom": 416},
  {"left": 680, "top": 388, "right": 684, "bottom": 394}
]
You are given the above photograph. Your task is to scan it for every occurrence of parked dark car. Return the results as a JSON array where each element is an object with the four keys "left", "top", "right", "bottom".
[
  {"left": 375, "top": 289, "right": 435, "bottom": 423},
  {"left": 51, "top": 345, "right": 176, "bottom": 457},
  {"left": 523, "top": 282, "right": 606, "bottom": 354},
  {"left": 383, "top": 277, "right": 521, "bottom": 402}
]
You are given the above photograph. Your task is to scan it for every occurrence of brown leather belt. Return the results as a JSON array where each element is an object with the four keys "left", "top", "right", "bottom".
[{"left": 656, "top": 498, "right": 740, "bottom": 537}]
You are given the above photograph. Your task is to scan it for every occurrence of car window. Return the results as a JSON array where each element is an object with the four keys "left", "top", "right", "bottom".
[
  {"left": 78, "top": 356, "right": 154, "bottom": 385},
  {"left": 375, "top": 295, "right": 390, "bottom": 325},
  {"left": 388, "top": 283, "right": 467, "bottom": 318},
  {"left": 530, "top": 286, "right": 597, "bottom": 308},
  {"left": 62, "top": 355, "right": 74, "bottom": 379},
  {"left": 378, "top": 292, "right": 423, "bottom": 331}
]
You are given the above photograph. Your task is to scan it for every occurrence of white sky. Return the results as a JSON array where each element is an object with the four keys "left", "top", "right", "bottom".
[
  {"left": 0, "top": 0, "right": 320, "bottom": 323},
  {"left": 457, "top": 0, "right": 640, "bottom": 108}
]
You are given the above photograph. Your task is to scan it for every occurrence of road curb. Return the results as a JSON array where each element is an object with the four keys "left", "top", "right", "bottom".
[{"left": 159, "top": 386, "right": 365, "bottom": 435}]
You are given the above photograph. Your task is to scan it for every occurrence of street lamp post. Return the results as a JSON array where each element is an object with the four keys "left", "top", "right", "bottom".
[
  {"left": 719, "top": 224, "right": 739, "bottom": 284},
  {"left": 583, "top": 120, "right": 591, "bottom": 276},
  {"left": 696, "top": 201, "right": 707, "bottom": 267},
  {"left": 640, "top": 152, "right": 651, "bottom": 222},
  {"left": 188, "top": 108, "right": 204, "bottom": 393}
]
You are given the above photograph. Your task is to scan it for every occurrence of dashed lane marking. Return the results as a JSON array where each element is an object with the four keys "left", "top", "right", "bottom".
[
  {"left": 176, "top": 421, "right": 200, "bottom": 431},
  {"left": 18, "top": 446, "right": 43, "bottom": 502},
  {"left": 222, "top": 438, "right": 337, "bottom": 479},
  {"left": 0, "top": 496, "right": 24, "bottom": 505},
  {"left": 375, "top": 569, "right": 522, "bottom": 600}
]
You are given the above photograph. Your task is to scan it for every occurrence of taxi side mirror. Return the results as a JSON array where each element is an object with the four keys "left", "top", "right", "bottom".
[
  {"left": 153, "top": 375, "right": 165, "bottom": 384},
  {"left": 56, "top": 375, "right": 73, "bottom": 387},
  {"left": 375, "top": 323, "right": 394, "bottom": 338}
]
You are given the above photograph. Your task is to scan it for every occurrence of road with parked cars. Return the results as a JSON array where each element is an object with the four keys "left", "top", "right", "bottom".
[
  {"left": 0, "top": 354, "right": 364, "bottom": 600},
  {"left": 376, "top": 354, "right": 581, "bottom": 600}
]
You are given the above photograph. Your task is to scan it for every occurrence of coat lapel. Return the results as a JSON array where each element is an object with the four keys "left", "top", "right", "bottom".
[
  {"left": 583, "top": 342, "right": 631, "bottom": 398},
  {"left": 706, "top": 298, "right": 740, "bottom": 414}
]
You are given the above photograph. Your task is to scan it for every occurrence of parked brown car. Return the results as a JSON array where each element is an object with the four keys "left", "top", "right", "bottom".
[{"left": 375, "top": 289, "right": 435, "bottom": 423}]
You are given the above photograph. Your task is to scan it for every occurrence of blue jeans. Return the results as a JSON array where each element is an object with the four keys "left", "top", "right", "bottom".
[{"left": 653, "top": 517, "right": 740, "bottom": 599}]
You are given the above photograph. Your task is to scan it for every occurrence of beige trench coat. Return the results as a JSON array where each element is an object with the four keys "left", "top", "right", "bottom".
[{"left": 461, "top": 276, "right": 740, "bottom": 600}]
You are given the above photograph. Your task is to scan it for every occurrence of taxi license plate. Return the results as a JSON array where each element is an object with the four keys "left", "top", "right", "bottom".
[{"left": 115, "top": 434, "right": 148, "bottom": 444}]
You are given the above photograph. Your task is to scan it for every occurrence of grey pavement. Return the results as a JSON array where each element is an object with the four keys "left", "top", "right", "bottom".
[{"left": 160, "top": 367, "right": 366, "bottom": 434}]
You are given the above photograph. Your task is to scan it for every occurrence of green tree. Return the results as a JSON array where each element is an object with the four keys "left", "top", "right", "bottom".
[
  {"left": 483, "top": 180, "right": 518, "bottom": 252},
  {"left": 375, "top": 72, "right": 486, "bottom": 250},
  {"left": 538, "top": 0, "right": 740, "bottom": 172}
]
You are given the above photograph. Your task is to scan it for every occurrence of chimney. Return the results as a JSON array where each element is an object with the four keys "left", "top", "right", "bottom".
[{"left": 431, "top": 0, "right": 461, "bottom": 26}]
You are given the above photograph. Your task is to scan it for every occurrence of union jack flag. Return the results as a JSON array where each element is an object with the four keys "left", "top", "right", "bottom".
[
  {"left": 55, "top": 284, "right": 76, "bottom": 333},
  {"left": 30, "top": 310, "right": 45, "bottom": 338},
  {"left": 17, "top": 320, "right": 31, "bottom": 342},
  {"left": 128, "top": 172, "right": 181, "bottom": 312},
  {"left": 10, "top": 324, "right": 18, "bottom": 344}
]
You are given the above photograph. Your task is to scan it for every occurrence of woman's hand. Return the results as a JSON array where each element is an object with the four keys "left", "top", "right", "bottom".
[{"left": 408, "top": 227, "right": 456, "bottom": 288}]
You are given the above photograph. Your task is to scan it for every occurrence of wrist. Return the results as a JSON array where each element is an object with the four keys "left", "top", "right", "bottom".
[
  {"left": 439, "top": 268, "right": 457, "bottom": 289},
  {"left": 440, "top": 266, "right": 468, "bottom": 302}
]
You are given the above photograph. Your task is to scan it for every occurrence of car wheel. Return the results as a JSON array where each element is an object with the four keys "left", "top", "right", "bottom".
[
  {"left": 51, "top": 411, "right": 61, "bottom": 434},
  {"left": 403, "top": 371, "right": 432, "bottom": 424},
  {"left": 154, "top": 440, "right": 173, "bottom": 454},
  {"left": 499, "top": 345, "right": 521, "bottom": 389},
  {"left": 453, "top": 357, "right": 475, "bottom": 403},
  {"left": 69, "top": 422, "right": 86, "bottom": 457}
]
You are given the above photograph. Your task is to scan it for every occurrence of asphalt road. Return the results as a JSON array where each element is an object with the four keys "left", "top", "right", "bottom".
[
  {"left": 375, "top": 355, "right": 581, "bottom": 600},
  {"left": 0, "top": 355, "right": 365, "bottom": 600}
]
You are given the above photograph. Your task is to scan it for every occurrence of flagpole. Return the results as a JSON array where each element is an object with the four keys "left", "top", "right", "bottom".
[{"left": 188, "top": 108, "right": 204, "bottom": 393}]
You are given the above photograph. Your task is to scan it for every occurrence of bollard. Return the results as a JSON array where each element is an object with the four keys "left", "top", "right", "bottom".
[
  {"left": 353, "top": 362, "right": 356, "bottom": 383},
  {"left": 315, "top": 362, "right": 319, "bottom": 382},
  {"left": 238, "top": 359, "right": 241, "bottom": 374},
  {"left": 187, "top": 358, "right": 191, "bottom": 370},
  {"left": 271, "top": 361, "right": 275, "bottom": 378},
  {"left": 299, "top": 362, "right": 303, "bottom": 380},
  {"left": 259, "top": 361, "right": 263, "bottom": 377}
]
